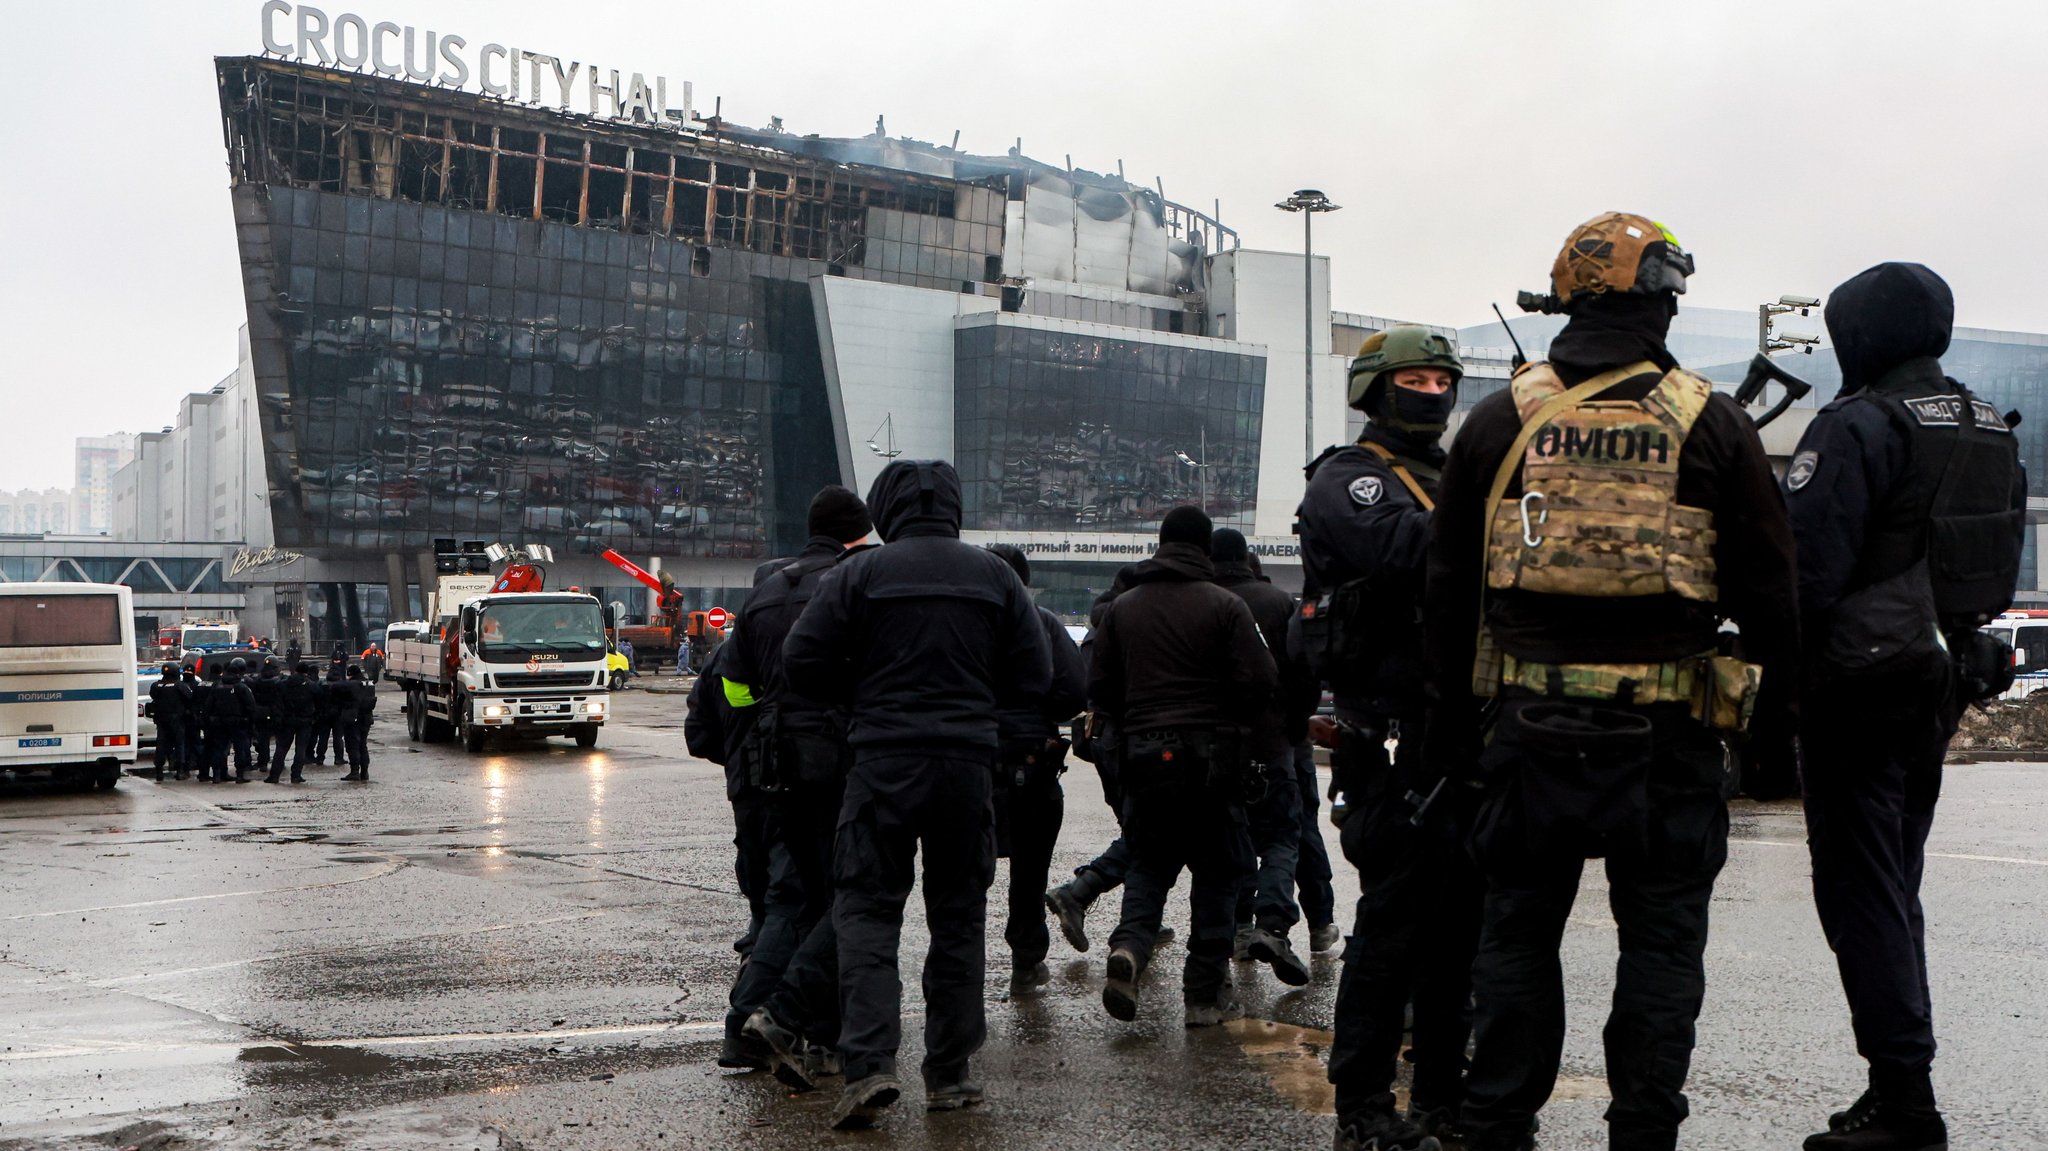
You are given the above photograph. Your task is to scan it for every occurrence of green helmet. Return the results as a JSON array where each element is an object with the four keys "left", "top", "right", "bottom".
[{"left": 1346, "top": 325, "right": 1463, "bottom": 409}]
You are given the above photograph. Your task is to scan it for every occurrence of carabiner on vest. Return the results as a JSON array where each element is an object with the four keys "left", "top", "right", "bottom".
[{"left": 1520, "top": 490, "right": 1548, "bottom": 547}]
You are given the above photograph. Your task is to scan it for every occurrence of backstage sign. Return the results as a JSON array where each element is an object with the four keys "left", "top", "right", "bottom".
[
  {"left": 227, "top": 546, "right": 306, "bottom": 580},
  {"left": 259, "top": 3, "right": 696, "bottom": 127}
]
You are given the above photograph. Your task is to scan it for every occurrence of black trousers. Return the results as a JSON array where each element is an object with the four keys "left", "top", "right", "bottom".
[
  {"left": 210, "top": 724, "right": 254, "bottom": 777},
  {"left": 1071, "top": 745, "right": 1132, "bottom": 904},
  {"left": 253, "top": 721, "right": 278, "bottom": 774},
  {"left": 729, "top": 789, "right": 777, "bottom": 958},
  {"left": 1801, "top": 683, "right": 1953, "bottom": 1083},
  {"left": 345, "top": 718, "right": 371, "bottom": 770},
  {"left": 186, "top": 723, "right": 210, "bottom": 774},
  {"left": 310, "top": 714, "right": 334, "bottom": 763},
  {"left": 1109, "top": 782, "right": 1253, "bottom": 1003},
  {"left": 154, "top": 718, "right": 184, "bottom": 774},
  {"left": 834, "top": 751, "right": 996, "bottom": 1087},
  {"left": 1289, "top": 741, "right": 1339, "bottom": 930},
  {"left": 1461, "top": 698, "right": 1734, "bottom": 1151},
  {"left": 994, "top": 772, "right": 1064, "bottom": 969},
  {"left": 1326, "top": 720, "right": 1483, "bottom": 1118},
  {"left": 1236, "top": 757, "right": 1303, "bottom": 934},
  {"left": 288, "top": 720, "right": 316, "bottom": 772},
  {"left": 729, "top": 779, "right": 844, "bottom": 1046}
]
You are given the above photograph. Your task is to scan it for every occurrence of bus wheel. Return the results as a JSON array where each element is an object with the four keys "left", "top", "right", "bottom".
[{"left": 95, "top": 764, "right": 121, "bottom": 790}]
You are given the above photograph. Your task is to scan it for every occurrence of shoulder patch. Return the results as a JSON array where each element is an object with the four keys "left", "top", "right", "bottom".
[
  {"left": 1348, "top": 475, "right": 1384, "bottom": 506},
  {"left": 1786, "top": 449, "right": 1819, "bottom": 491},
  {"left": 1902, "top": 394, "right": 2009, "bottom": 432}
]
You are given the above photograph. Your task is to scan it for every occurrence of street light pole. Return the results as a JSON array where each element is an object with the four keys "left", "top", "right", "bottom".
[{"left": 1277, "top": 189, "right": 1341, "bottom": 463}]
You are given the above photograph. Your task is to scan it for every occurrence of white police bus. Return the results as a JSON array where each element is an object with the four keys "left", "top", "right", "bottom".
[
  {"left": 0, "top": 583, "right": 137, "bottom": 790},
  {"left": 1984, "top": 610, "right": 2048, "bottom": 701}
]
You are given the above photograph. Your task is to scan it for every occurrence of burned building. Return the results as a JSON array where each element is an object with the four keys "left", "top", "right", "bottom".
[{"left": 210, "top": 51, "right": 1335, "bottom": 637}]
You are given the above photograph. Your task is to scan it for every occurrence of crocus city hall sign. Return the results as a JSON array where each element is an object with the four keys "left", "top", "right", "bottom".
[{"left": 258, "top": 2, "right": 695, "bottom": 127}]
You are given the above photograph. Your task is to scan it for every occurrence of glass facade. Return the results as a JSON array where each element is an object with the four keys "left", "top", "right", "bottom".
[
  {"left": 954, "top": 319, "right": 1266, "bottom": 533},
  {"left": 245, "top": 184, "right": 839, "bottom": 558},
  {"left": 218, "top": 57, "right": 1010, "bottom": 561}
]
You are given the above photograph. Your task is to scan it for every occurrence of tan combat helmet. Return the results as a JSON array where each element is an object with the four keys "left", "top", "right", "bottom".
[{"left": 1518, "top": 212, "right": 1696, "bottom": 314}]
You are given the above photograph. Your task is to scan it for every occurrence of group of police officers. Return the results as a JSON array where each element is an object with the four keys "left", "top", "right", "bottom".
[
  {"left": 685, "top": 212, "right": 2022, "bottom": 1151},
  {"left": 146, "top": 653, "right": 379, "bottom": 783}
]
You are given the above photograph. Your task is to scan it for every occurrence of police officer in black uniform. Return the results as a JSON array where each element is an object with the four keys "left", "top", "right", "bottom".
[
  {"left": 268, "top": 661, "right": 318, "bottom": 784},
  {"left": 1091, "top": 506, "right": 1277, "bottom": 1028},
  {"left": 146, "top": 664, "right": 190, "bottom": 781},
  {"left": 1212, "top": 528, "right": 1314, "bottom": 988},
  {"left": 210, "top": 658, "right": 258, "bottom": 783},
  {"left": 685, "top": 639, "right": 773, "bottom": 1052},
  {"left": 782, "top": 460, "right": 1051, "bottom": 1130},
  {"left": 249, "top": 657, "right": 285, "bottom": 780},
  {"left": 1426, "top": 214, "right": 1798, "bottom": 1151},
  {"left": 1301, "top": 324, "right": 1485, "bottom": 1151},
  {"left": 723, "top": 486, "right": 874, "bottom": 1087},
  {"left": 185, "top": 667, "right": 213, "bottom": 779},
  {"left": 342, "top": 664, "right": 376, "bottom": 780},
  {"left": 1789, "top": 263, "right": 2026, "bottom": 1151},
  {"left": 981, "top": 544, "right": 1089, "bottom": 997},
  {"left": 316, "top": 666, "right": 351, "bottom": 768}
]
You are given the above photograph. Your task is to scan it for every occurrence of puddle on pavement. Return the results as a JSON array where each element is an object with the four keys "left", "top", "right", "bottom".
[{"left": 1227, "top": 1018, "right": 1337, "bottom": 1115}]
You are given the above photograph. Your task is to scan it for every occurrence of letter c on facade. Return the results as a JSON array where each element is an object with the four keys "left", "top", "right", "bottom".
[{"left": 260, "top": 0, "right": 293, "bottom": 55}]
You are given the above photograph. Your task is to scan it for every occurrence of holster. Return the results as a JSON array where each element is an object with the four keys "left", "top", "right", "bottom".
[
  {"left": 744, "top": 712, "right": 850, "bottom": 794},
  {"left": 999, "top": 737, "right": 1070, "bottom": 791},
  {"left": 1952, "top": 627, "right": 2016, "bottom": 704}
]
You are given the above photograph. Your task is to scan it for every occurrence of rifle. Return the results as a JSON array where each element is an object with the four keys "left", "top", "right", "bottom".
[
  {"left": 1492, "top": 303, "right": 1528, "bottom": 372},
  {"left": 1733, "top": 353, "right": 1813, "bottom": 429}
]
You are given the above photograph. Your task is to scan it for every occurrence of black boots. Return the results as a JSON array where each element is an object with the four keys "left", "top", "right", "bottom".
[
  {"left": 1333, "top": 1093, "right": 1442, "bottom": 1151},
  {"left": 1804, "top": 1068, "right": 1947, "bottom": 1151}
]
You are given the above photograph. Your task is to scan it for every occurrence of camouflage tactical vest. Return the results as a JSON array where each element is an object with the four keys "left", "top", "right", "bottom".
[{"left": 1486, "top": 362, "right": 1719, "bottom": 602}]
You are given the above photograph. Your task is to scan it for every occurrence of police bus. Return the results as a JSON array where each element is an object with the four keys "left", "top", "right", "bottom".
[
  {"left": 1984, "top": 610, "right": 2048, "bottom": 701},
  {"left": 0, "top": 583, "right": 137, "bottom": 790}
]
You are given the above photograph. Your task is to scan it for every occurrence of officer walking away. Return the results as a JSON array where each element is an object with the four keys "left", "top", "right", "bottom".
[
  {"left": 1424, "top": 214, "right": 1798, "bottom": 1151},
  {"left": 249, "top": 657, "right": 285, "bottom": 779},
  {"left": 309, "top": 665, "right": 343, "bottom": 766},
  {"left": 268, "top": 661, "right": 319, "bottom": 784},
  {"left": 727, "top": 485, "right": 876, "bottom": 1087},
  {"left": 343, "top": 664, "right": 377, "bottom": 781},
  {"left": 1789, "top": 263, "right": 2026, "bottom": 1151},
  {"left": 1299, "top": 324, "right": 1484, "bottom": 1151},
  {"left": 684, "top": 639, "right": 773, "bottom": 1016},
  {"left": 982, "top": 544, "right": 1089, "bottom": 997},
  {"left": 1091, "top": 506, "right": 1277, "bottom": 1027},
  {"left": 1210, "top": 528, "right": 1314, "bottom": 989},
  {"left": 147, "top": 664, "right": 190, "bottom": 781},
  {"left": 782, "top": 460, "right": 1052, "bottom": 1130},
  {"left": 210, "top": 658, "right": 259, "bottom": 783}
]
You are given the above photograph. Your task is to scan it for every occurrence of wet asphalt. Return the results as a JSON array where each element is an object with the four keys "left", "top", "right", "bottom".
[{"left": 1, "top": 682, "right": 2045, "bottom": 1150}]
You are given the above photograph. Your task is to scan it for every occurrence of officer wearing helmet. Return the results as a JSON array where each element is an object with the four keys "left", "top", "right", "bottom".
[
  {"left": 1423, "top": 213, "right": 1798, "bottom": 1151},
  {"left": 209, "top": 656, "right": 259, "bottom": 783},
  {"left": 1301, "top": 324, "right": 1483, "bottom": 1151}
]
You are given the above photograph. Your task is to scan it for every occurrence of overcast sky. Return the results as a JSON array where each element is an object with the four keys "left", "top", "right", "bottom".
[{"left": 3, "top": 0, "right": 2042, "bottom": 492}]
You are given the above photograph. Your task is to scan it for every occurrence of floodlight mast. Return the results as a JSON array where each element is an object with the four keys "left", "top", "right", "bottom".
[{"left": 1277, "top": 189, "right": 1341, "bottom": 463}]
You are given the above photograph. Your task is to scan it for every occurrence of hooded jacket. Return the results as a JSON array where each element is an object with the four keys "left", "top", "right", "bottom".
[
  {"left": 1790, "top": 262, "right": 2027, "bottom": 637},
  {"left": 996, "top": 607, "right": 1089, "bottom": 747},
  {"left": 1088, "top": 543, "right": 1278, "bottom": 733},
  {"left": 783, "top": 460, "right": 1052, "bottom": 753}
]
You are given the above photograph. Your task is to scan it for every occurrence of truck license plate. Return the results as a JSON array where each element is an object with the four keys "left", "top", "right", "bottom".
[
  {"left": 17, "top": 737, "right": 59, "bottom": 747},
  {"left": 537, "top": 704, "right": 567, "bottom": 714}
]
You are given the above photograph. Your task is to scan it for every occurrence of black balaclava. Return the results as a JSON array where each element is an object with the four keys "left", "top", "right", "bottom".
[
  {"left": 1547, "top": 291, "right": 1680, "bottom": 380},
  {"left": 1367, "top": 379, "right": 1457, "bottom": 441},
  {"left": 1824, "top": 262, "right": 1953, "bottom": 394},
  {"left": 1159, "top": 505, "right": 1214, "bottom": 549}
]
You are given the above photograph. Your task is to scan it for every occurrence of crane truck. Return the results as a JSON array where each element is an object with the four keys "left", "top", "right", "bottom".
[{"left": 388, "top": 543, "right": 610, "bottom": 753}]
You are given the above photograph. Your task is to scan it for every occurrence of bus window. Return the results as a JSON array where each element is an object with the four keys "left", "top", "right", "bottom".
[
  {"left": 0, "top": 594, "right": 121, "bottom": 647},
  {"left": 2015, "top": 625, "right": 2048, "bottom": 674}
]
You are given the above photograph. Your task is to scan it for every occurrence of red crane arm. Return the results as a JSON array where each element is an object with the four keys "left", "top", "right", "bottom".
[{"left": 599, "top": 549, "right": 665, "bottom": 595}]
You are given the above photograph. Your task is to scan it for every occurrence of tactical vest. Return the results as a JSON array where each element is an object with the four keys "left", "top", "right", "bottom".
[
  {"left": 1486, "top": 362, "right": 1718, "bottom": 602},
  {"left": 1851, "top": 379, "right": 2022, "bottom": 624}
]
